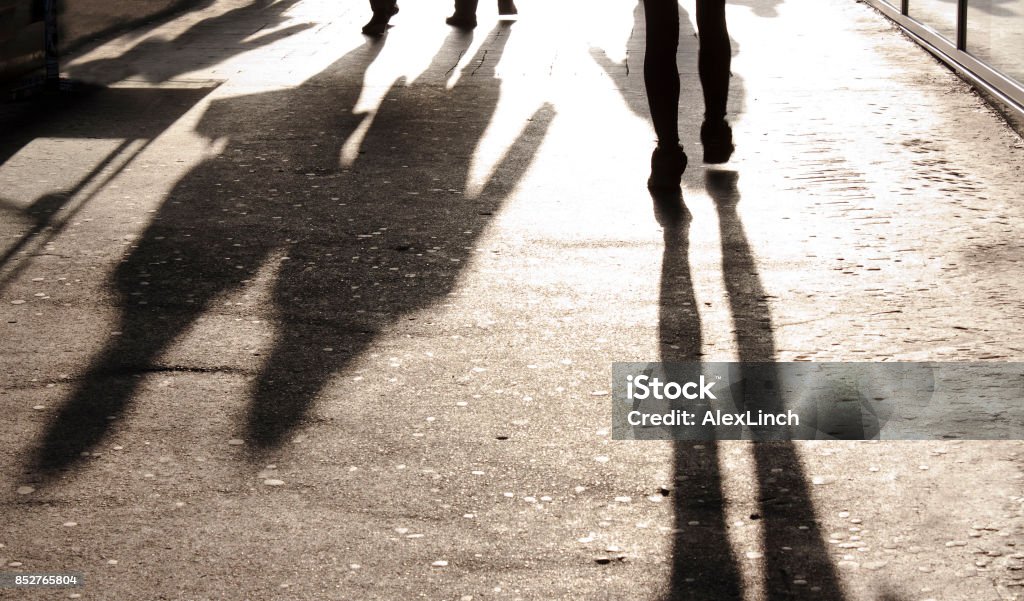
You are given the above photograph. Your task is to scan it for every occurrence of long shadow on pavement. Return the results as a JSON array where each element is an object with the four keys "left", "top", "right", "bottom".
[
  {"left": 1, "top": 0, "right": 312, "bottom": 289},
  {"left": 705, "top": 169, "right": 845, "bottom": 599},
  {"left": 651, "top": 174, "right": 846, "bottom": 600},
  {"left": 597, "top": 0, "right": 848, "bottom": 597},
  {"left": 28, "top": 24, "right": 554, "bottom": 483},
  {"left": 651, "top": 190, "right": 746, "bottom": 600},
  {"left": 66, "top": 0, "right": 312, "bottom": 86}
]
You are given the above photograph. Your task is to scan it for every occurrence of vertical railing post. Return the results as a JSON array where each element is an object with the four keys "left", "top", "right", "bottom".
[
  {"left": 901, "top": 0, "right": 909, "bottom": 15},
  {"left": 43, "top": 0, "right": 59, "bottom": 91},
  {"left": 956, "top": 0, "right": 968, "bottom": 50}
]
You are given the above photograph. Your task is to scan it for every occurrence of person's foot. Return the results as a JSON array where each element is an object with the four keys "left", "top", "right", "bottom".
[
  {"left": 700, "top": 119, "right": 734, "bottom": 164},
  {"left": 445, "top": 12, "right": 477, "bottom": 29},
  {"left": 362, "top": 4, "right": 399, "bottom": 36},
  {"left": 647, "top": 144, "right": 687, "bottom": 191},
  {"left": 498, "top": 0, "right": 518, "bottom": 15}
]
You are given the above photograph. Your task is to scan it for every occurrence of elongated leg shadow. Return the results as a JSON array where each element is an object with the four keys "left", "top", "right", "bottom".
[
  {"left": 654, "top": 189, "right": 745, "bottom": 600},
  {"left": 709, "top": 169, "right": 845, "bottom": 599}
]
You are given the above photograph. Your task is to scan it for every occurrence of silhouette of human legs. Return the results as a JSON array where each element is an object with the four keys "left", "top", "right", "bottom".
[
  {"left": 642, "top": 0, "right": 687, "bottom": 190},
  {"left": 363, "top": 0, "right": 399, "bottom": 36},
  {"left": 642, "top": 0, "right": 735, "bottom": 189},
  {"left": 447, "top": 0, "right": 518, "bottom": 30},
  {"left": 697, "top": 0, "right": 734, "bottom": 163}
]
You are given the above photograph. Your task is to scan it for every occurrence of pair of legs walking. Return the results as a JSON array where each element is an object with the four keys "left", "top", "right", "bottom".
[
  {"left": 644, "top": 0, "right": 734, "bottom": 190},
  {"left": 362, "top": 0, "right": 518, "bottom": 36},
  {"left": 446, "top": 0, "right": 518, "bottom": 29}
]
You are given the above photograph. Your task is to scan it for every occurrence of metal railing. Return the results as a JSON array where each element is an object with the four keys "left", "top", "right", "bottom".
[{"left": 863, "top": 0, "right": 1024, "bottom": 119}]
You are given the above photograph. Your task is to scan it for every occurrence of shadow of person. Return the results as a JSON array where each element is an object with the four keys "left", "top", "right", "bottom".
[
  {"left": 652, "top": 188, "right": 746, "bottom": 599},
  {"left": 708, "top": 169, "right": 845, "bottom": 599},
  {"left": 66, "top": 0, "right": 312, "bottom": 86},
  {"left": 30, "top": 23, "right": 554, "bottom": 481},
  {"left": 598, "top": 6, "right": 845, "bottom": 595}
]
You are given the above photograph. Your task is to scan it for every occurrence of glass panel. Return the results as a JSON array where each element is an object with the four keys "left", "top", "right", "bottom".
[
  {"left": 967, "top": 0, "right": 1024, "bottom": 83},
  {"left": 908, "top": 0, "right": 959, "bottom": 41}
]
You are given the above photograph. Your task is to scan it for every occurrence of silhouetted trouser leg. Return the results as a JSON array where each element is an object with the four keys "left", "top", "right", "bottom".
[
  {"left": 498, "top": 0, "right": 517, "bottom": 15},
  {"left": 369, "top": 0, "right": 397, "bottom": 15},
  {"left": 454, "top": 0, "right": 478, "bottom": 15},
  {"left": 642, "top": 0, "right": 687, "bottom": 190},
  {"left": 642, "top": 0, "right": 680, "bottom": 148},
  {"left": 697, "top": 0, "right": 729, "bottom": 121},
  {"left": 696, "top": 0, "right": 735, "bottom": 163}
]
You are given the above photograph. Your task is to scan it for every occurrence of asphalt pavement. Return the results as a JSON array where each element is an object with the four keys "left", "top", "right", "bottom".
[{"left": 1, "top": 0, "right": 1023, "bottom": 599}]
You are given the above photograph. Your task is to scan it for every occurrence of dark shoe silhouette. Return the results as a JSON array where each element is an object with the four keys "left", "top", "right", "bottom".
[
  {"left": 647, "top": 144, "right": 687, "bottom": 191},
  {"left": 445, "top": 13, "right": 477, "bottom": 29},
  {"left": 362, "top": 4, "right": 399, "bottom": 36},
  {"left": 498, "top": 0, "right": 518, "bottom": 15},
  {"left": 651, "top": 187, "right": 690, "bottom": 228},
  {"left": 700, "top": 119, "right": 734, "bottom": 164}
]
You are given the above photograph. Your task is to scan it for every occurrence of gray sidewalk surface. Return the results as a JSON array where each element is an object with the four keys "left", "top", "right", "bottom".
[{"left": 1, "top": 0, "right": 1023, "bottom": 599}]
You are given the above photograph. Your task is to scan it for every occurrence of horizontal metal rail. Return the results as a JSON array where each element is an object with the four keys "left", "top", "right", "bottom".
[{"left": 862, "top": 0, "right": 1024, "bottom": 122}]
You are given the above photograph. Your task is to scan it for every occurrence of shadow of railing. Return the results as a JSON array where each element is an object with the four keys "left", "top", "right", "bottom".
[
  {"left": 0, "top": 84, "right": 221, "bottom": 289},
  {"left": 66, "top": 0, "right": 311, "bottom": 86}
]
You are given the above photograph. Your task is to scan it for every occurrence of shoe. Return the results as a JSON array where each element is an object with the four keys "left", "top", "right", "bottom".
[
  {"left": 700, "top": 119, "right": 734, "bottom": 164},
  {"left": 498, "top": 0, "right": 518, "bottom": 15},
  {"left": 445, "top": 12, "right": 477, "bottom": 29},
  {"left": 647, "top": 144, "right": 687, "bottom": 191},
  {"left": 362, "top": 4, "right": 399, "bottom": 36}
]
